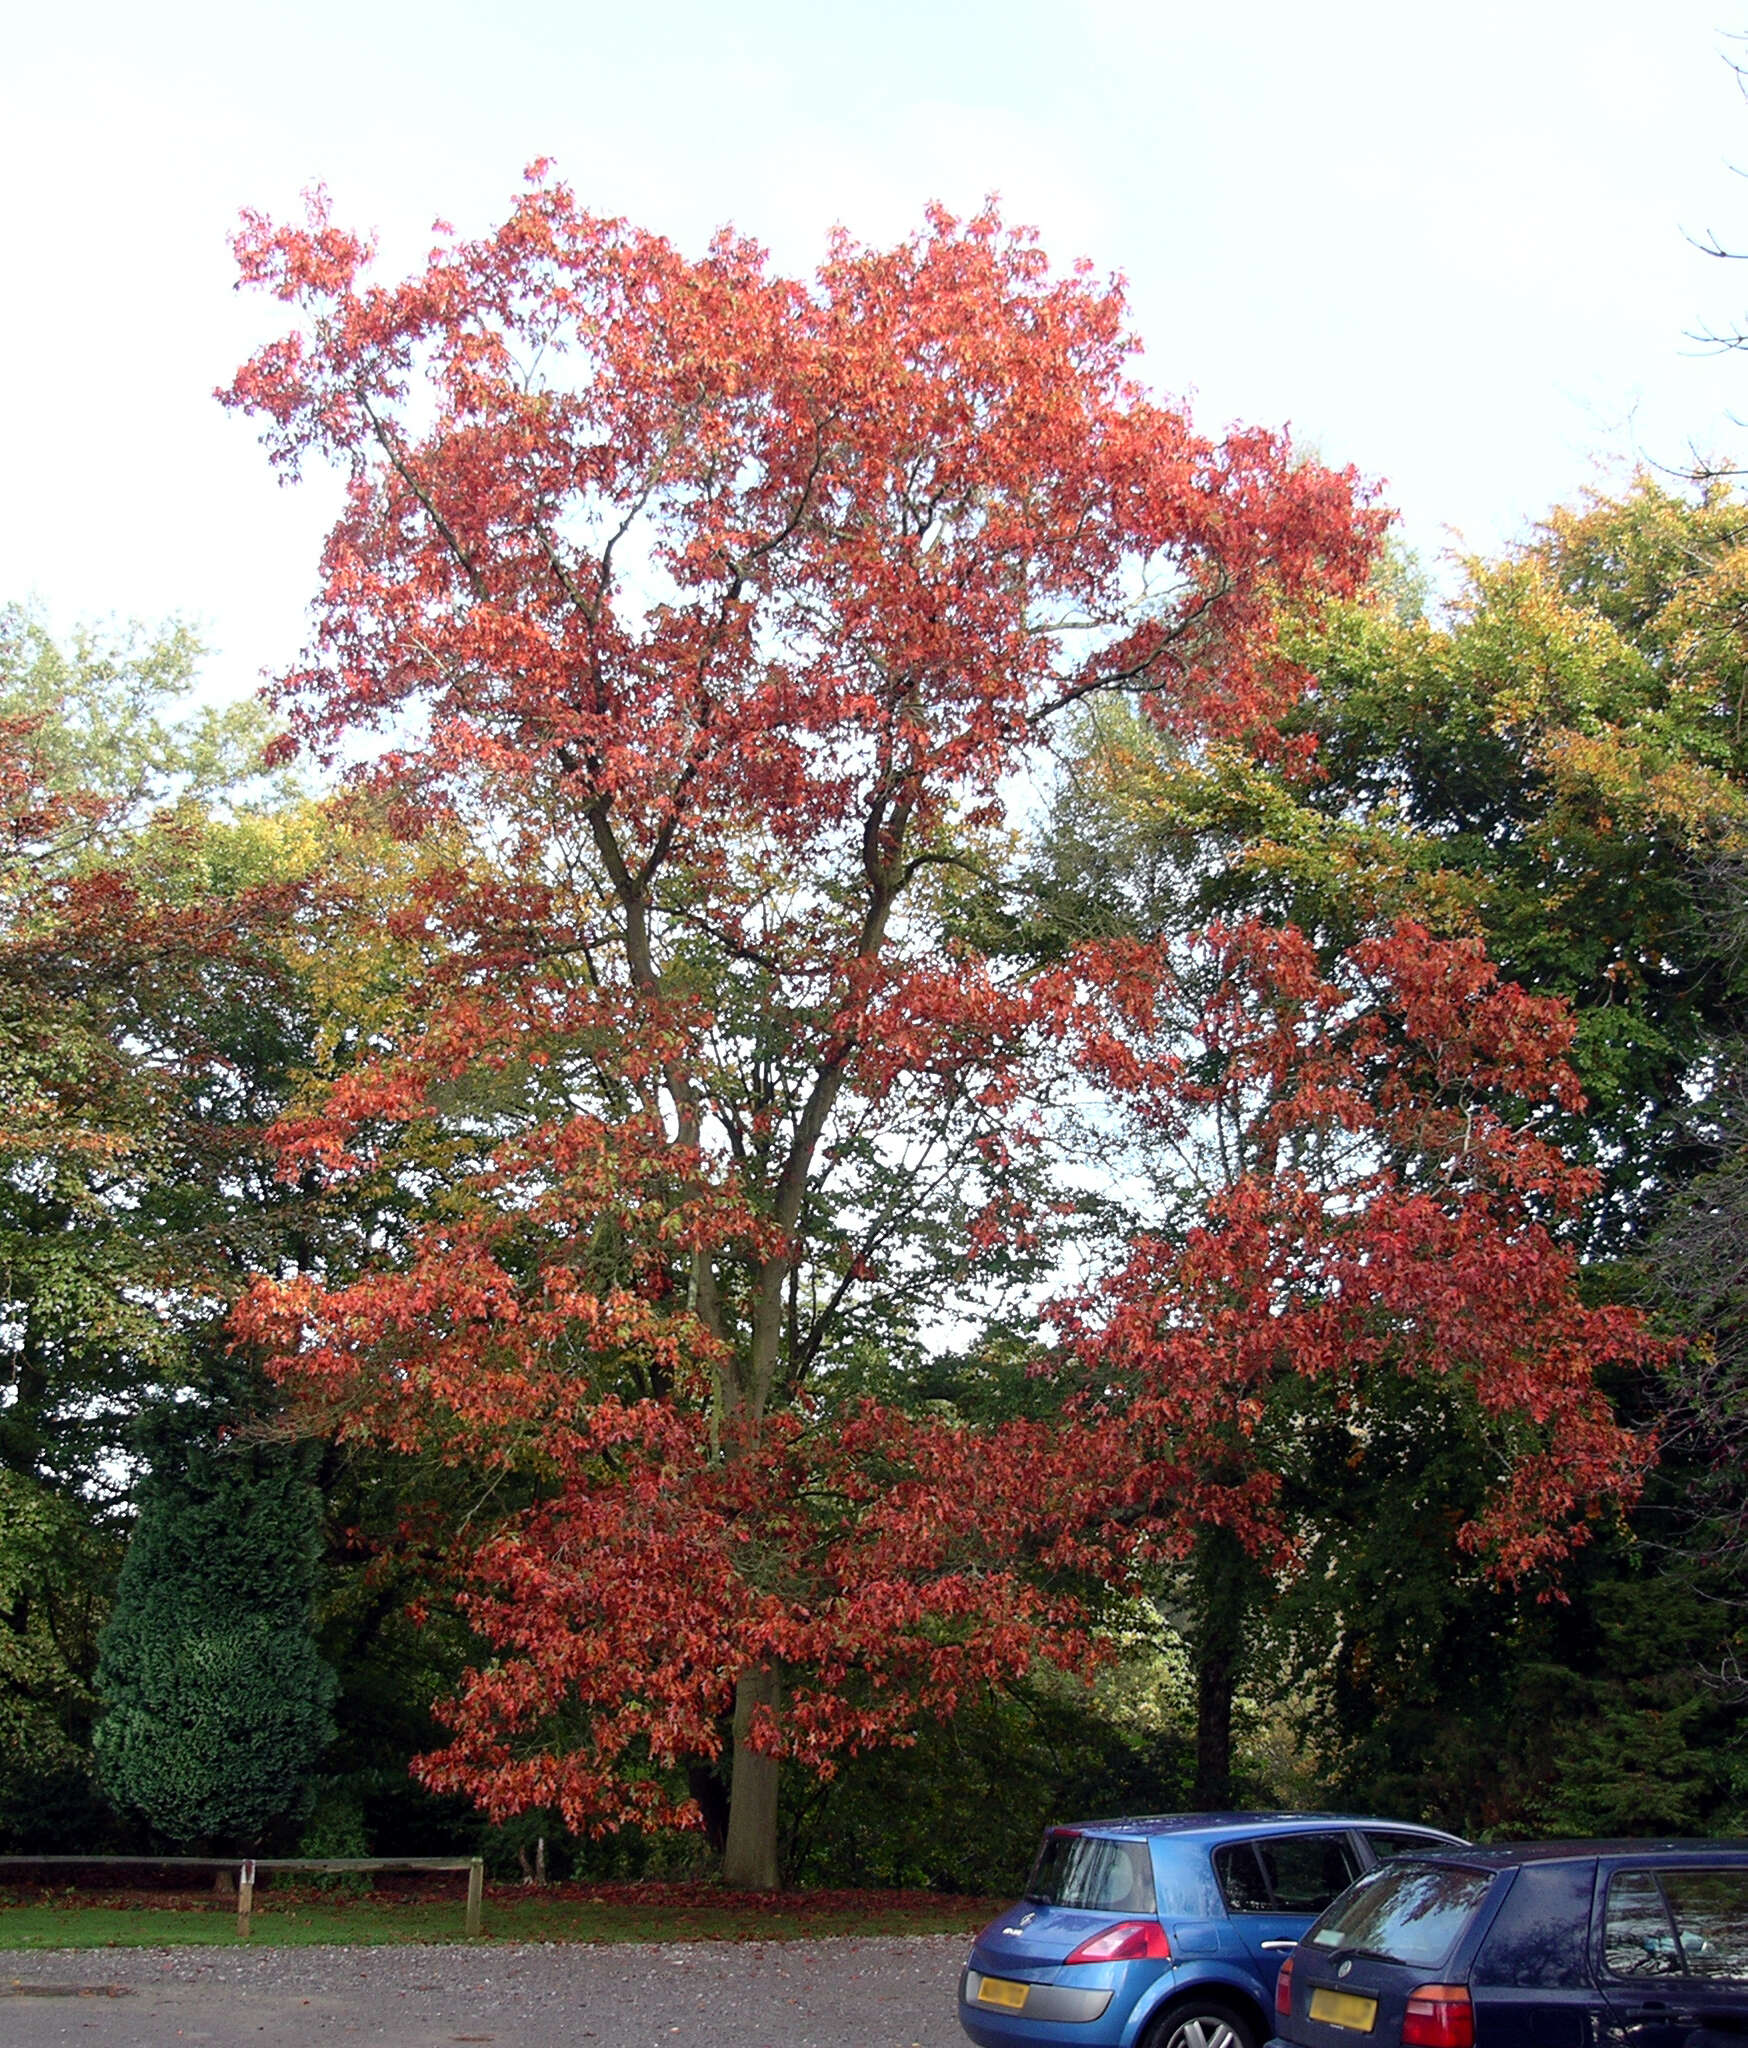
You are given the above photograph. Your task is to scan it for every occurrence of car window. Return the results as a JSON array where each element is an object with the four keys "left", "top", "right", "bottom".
[
  {"left": 1215, "top": 1833, "right": 1364, "bottom": 1914},
  {"left": 1213, "top": 1842, "right": 1272, "bottom": 1913},
  {"left": 1607, "top": 1868, "right": 1748, "bottom": 1983},
  {"left": 1025, "top": 1833, "right": 1155, "bottom": 1913},
  {"left": 1308, "top": 1861, "right": 1496, "bottom": 1969},
  {"left": 1663, "top": 1869, "right": 1748, "bottom": 1979},
  {"left": 1365, "top": 1829, "right": 1447, "bottom": 1862},
  {"left": 1472, "top": 1861, "right": 1595, "bottom": 1989},
  {"left": 1255, "top": 1831, "right": 1365, "bottom": 1914},
  {"left": 1605, "top": 1870, "right": 1684, "bottom": 1978}
]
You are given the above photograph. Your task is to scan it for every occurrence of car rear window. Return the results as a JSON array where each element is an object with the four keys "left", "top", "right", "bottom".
[
  {"left": 1605, "top": 1867, "right": 1748, "bottom": 1982},
  {"left": 1025, "top": 1832, "right": 1156, "bottom": 1913},
  {"left": 1308, "top": 1861, "right": 1495, "bottom": 1970}
]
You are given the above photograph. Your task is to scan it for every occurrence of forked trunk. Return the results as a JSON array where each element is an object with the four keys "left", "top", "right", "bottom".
[{"left": 721, "top": 1665, "right": 782, "bottom": 1889}]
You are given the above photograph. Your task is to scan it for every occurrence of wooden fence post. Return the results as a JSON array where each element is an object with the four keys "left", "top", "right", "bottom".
[
  {"left": 465, "top": 1857, "right": 483, "bottom": 1938},
  {"left": 237, "top": 1860, "right": 255, "bottom": 1940}
]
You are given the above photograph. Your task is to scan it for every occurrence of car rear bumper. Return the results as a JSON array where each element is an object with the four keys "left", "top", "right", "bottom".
[
  {"left": 963, "top": 1969, "right": 1114, "bottom": 2024},
  {"left": 958, "top": 1965, "right": 1131, "bottom": 2046}
]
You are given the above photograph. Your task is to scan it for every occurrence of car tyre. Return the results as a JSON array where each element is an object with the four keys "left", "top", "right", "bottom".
[{"left": 1147, "top": 2000, "right": 1260, "bottom": 2048}]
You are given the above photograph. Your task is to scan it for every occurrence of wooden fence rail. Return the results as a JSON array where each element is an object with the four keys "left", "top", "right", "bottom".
[{"left": 0, "top": 1855, "right": 486, "bottom": 1939}]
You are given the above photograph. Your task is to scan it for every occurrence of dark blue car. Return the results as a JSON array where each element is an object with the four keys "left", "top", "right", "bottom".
[
  {"left": 958, "top": 1812, "right": 1465, "bottom": 2048},
  {"left": 1267, "top": 1840, "right": 1748, "bottom": 2047}
]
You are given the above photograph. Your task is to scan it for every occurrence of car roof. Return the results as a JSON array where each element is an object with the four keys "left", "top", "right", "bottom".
[
  {"left": 1388, "top": 1839, "right": 1748, "bottom": 1868},
  {"left": 1049, "top": 1813, "right": 1462, "bottom": 1843}
]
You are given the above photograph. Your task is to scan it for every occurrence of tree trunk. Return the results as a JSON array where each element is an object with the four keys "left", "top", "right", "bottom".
[
  {"left": 1194, "top": 1640, "right": 1236, "bottom": 1809},
  {"left": 721, "top": 1666, "right": 782, "bottom": 1889},
  {"left": 1192, "top": 1526, "right": 1250, "bottom": 1808}
]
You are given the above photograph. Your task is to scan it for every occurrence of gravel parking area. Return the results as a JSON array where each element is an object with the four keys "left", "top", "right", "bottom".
[{"left": 0, "top": 1935, "right": 969, "bottom": 2048}]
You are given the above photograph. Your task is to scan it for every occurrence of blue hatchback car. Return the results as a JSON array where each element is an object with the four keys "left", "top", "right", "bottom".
[
  {"left": 958, "top": 1812, "right": 1465, "bottom": 2048},
  {"left": 1268, "top": 1840, "right": 1748, "bottom": 2047}
]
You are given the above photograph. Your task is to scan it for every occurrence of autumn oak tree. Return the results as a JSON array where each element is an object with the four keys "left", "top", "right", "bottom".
[
  {"left": 1057, "top": 919, "right": 1662, "bottom": 1801},
  {"left": 225, "top": 171, "right": 1382, "bottom": 1885}
]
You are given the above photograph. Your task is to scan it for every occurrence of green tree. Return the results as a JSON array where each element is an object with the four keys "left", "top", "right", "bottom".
[
  {"left": 0, "top": 609, "right": 313, "bottom": 1508},
  {"left": 0, "top": 601, "right": 281, "bottom": 829},
  {"left": 0, "top": 609, "right": 366, "bottom": 1846},
  {"left": 0, "top": 1469, "right": 116, "bottom": 1847}
]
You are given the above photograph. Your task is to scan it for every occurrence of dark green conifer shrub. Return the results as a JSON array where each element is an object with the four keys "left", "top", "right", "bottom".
[{"left": 94, "top": 1412, "right": 335, "bottom": 1849}]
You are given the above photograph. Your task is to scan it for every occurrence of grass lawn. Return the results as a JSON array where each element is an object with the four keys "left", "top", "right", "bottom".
[{"left": 0, "top": 1882, "right": 999, "bottom": 1949}]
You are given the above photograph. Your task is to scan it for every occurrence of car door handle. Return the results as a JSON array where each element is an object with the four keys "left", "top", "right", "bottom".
[{"left": 1260, "top": 1941, "right": 1298, "bottom": 1951}]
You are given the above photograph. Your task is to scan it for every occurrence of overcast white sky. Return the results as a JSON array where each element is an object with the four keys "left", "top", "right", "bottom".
[{"left": 6, "top": 0, "right": 1748, "bottom": 703}]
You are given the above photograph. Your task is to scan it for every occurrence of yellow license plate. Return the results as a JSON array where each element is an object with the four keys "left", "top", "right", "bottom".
[
  {"left": 1308, "top": 1987, "right": 1378, "bottom": 2032},
  {"left": 976, "top": 1977, "right": 1030, "bottom": 2010}
]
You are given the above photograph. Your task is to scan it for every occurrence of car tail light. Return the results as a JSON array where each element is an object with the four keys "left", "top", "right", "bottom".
[
  {"left": 1402, "top": 1984, "right": 1474, "bottom": 2048},
  {"left": 1275, "top": 1955, "right": 1295, "bottom": 2016},
  {"left": 1063, "top": 1919, "right": 1172, "bottom": 1963}
]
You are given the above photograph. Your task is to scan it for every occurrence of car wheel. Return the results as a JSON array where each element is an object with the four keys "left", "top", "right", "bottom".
[{"left": 1149, "top": 2002, "right": 1259, "bottom": 2048}]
